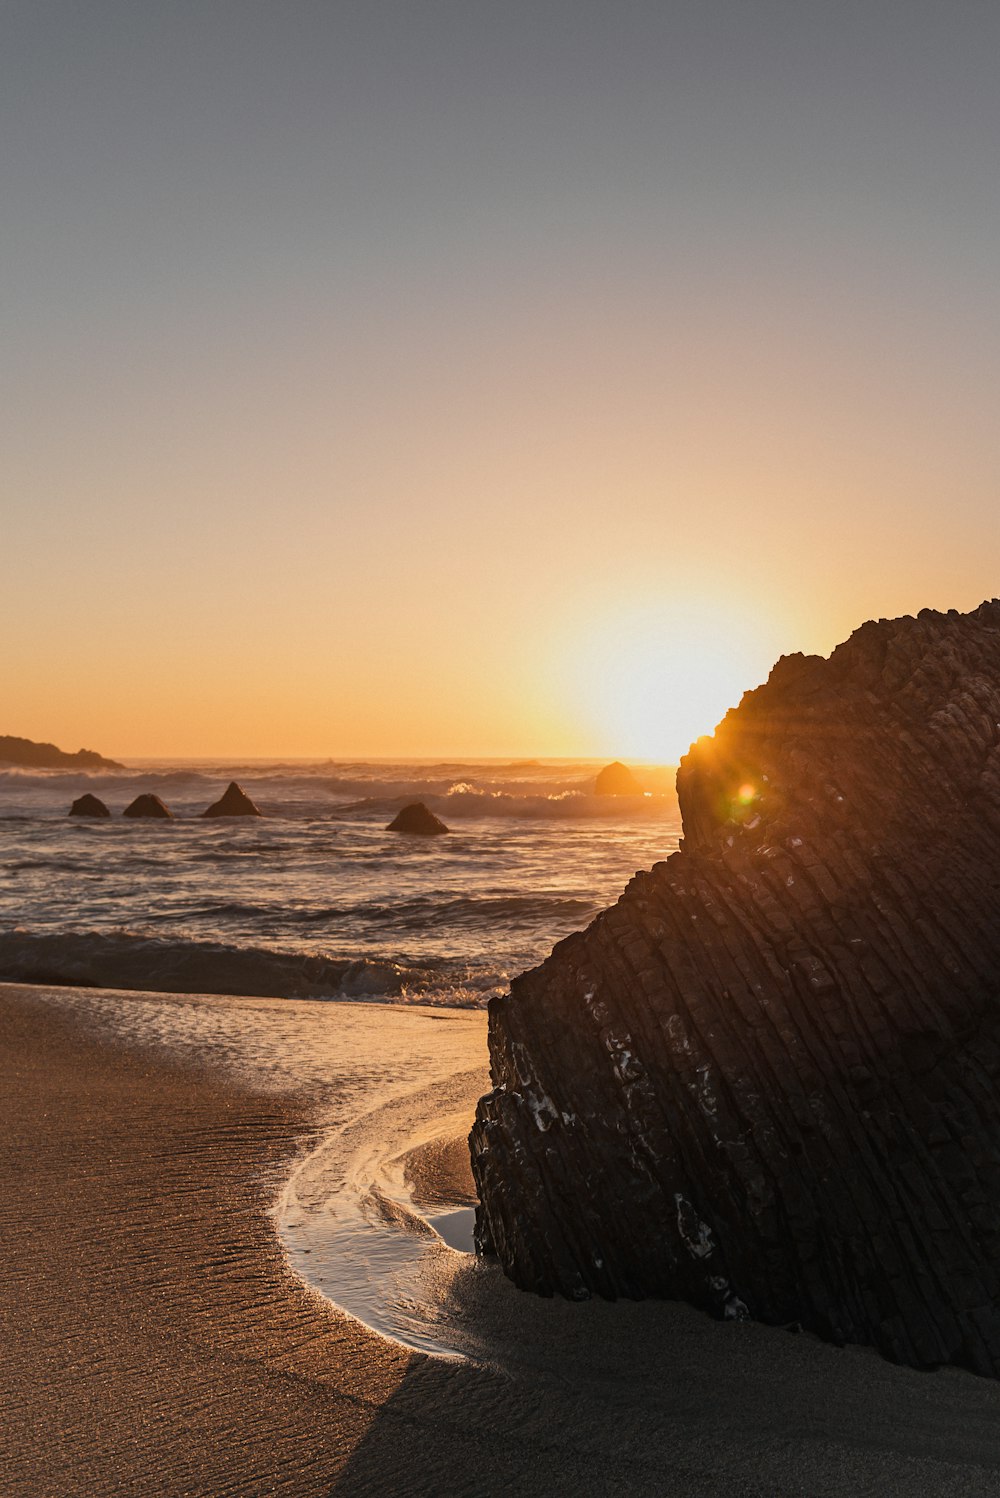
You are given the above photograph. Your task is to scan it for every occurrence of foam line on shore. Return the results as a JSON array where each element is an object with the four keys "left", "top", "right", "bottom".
[{"left": 275, "top": 1074, "right": 486, "bottom": 1358}]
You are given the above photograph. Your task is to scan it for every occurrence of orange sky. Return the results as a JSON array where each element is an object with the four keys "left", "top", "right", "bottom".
[{"left": 4, "top": 6, "right": 999, "bottom": 762}]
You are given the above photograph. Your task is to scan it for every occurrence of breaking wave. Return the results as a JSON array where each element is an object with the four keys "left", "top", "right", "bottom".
[
  {"left": 0, "top": 929, "right": 506, "bottom": 1009},
  {"left": 343, "top": 789, "right": 674, "bottom": 821}
]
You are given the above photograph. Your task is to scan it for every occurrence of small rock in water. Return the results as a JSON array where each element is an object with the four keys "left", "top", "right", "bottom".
[
  {"left": 594, "top": 761, "right": 642, "bottom": 795},
  {"left": 201, "top": 781, "right": 263, "bottom": 818},
  {"left": 69, "top": 793, "right": 111, "bottom": 818},
  {"left": 122, "top": 793, "right": 173, "bottom": 819},
  {"left": 387, "top": 802, "right": 449, "bottom": 835}
]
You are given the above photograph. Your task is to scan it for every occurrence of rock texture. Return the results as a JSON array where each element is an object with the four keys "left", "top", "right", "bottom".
[
  {"left": 0, "top": 735, "right": 123, "bottom": 770},
  {"left": 470, "top": 600, "right": 1000, "bottom": 1377},
  {"left": 69, "top": 794, "right": 111, "bottom": 818},
  {"left": 122, "top": 794, "right": 172, "bottom": 819},
  {"left": 594, "top": 761, "right": 643, "bottom": 795},
  {"left": 387, "top": 802, "right": 449, "bottom": 835},
  {"left": 201, "top": 781, "right": 262, "bottom": 818}
]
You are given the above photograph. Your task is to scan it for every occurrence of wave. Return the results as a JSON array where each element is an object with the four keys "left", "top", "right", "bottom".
[
  {"left": 354, "top": 893, "right": 597, "bottom": 929},
  {"left": 238, "top": 892, "right": 597, "bottom": 933},
  {"left": 0, "top": 768, "right": 210, "bottom": 788},
  {"left": 441, "top": 788, "right": 675, "bottom": 819},
  {"left": 0, "top": 929, "right": 506, "bottom": 1008},
  {"left": 8, "top": 853, "right": 170, "bottom": 872},
  {"left": 332, "top": 790, "right": 678, "bottom": 821},
  {"left": 96, "top": 892, "right": 597, "bottom": 936}
]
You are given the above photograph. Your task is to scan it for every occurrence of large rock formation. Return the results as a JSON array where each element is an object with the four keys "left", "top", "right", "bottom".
[
  {"left": 387, "top": 802, "right": 449, "bottom": 835},
  {"left": 201, "top": 781, "right": 262, "bottom": 817},
  {"left": 69, "top": 793, "right": 110, "bottom": 817},
  {"left": 122, "top": 793, "right": 173, "bottom": 819},
  {"left": 470, "top": 601, "right": 1000, "bottom": 1377},
  {"left": 0, "top": 735, "right": 123, "bottom": 770},
  {"left": 594, "top": 760, "right": 643, "bottom": 795}
]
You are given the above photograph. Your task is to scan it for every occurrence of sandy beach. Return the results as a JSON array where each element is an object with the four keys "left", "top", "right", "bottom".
[{"left": 4, "top": 981, "right": 1000, "bottom": 1497}]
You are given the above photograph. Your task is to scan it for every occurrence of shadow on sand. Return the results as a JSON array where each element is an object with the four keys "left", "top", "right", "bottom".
[{"left": 328, "top": 1258, "right": 1000, "bottom": 1498}]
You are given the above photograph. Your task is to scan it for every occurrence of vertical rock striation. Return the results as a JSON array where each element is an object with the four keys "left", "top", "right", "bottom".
[{"left": 470, "top": 601, "right": 1000, "bottom": 1375}]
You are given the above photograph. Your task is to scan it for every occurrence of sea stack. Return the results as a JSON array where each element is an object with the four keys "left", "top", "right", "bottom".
[
  {"left": 594, "top": 761, "right": 642, "bottom": 795},
  {"left": 387, "top": 802, "right": 449, "bottom": 835},
  {"left": 69, "top": 793, "right": 111, "bottom": 818},
  {"left": 201, "top": 781, "right": 263, "bottom": 817},
  {"left": 471, "top": 600, "right": 1000, "bottom": 1377},
  {"left": 122, "top": 793, "right": 173, "bottom": 819}
]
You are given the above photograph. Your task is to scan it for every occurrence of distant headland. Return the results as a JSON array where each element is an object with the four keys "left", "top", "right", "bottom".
[{"left": 0, "top": 735, "right": 124, "bottom": 771}]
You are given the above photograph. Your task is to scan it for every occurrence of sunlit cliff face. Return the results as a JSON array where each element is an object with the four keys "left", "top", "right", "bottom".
[{"left": 562, "top": 599, "right": 780, "bottom": 764}]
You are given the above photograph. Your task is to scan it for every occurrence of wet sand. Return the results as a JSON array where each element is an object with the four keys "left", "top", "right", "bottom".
[{"left": 4, "top": 982, "right": 1000, "bottom": 1495}]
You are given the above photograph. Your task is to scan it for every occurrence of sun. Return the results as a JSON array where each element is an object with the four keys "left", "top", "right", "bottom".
[{"left": 562, "top": 598, "right": 779, "bottom": 764}]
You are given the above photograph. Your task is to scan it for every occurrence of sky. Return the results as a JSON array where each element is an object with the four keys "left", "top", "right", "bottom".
[{"left": 3, "top": 1, "right": 999, "bottom": 760}]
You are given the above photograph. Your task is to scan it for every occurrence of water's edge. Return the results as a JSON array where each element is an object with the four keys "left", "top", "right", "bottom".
[{"left": 274, "top": 1063, "right": 489, "bottom": 1358}]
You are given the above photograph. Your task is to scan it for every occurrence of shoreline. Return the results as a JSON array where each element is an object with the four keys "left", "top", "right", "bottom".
[
  {"left": 5, "top": 980, "right": 1000, "bottom": 1495},
  {"left": 276, "top": 1072, "right": 486, "bottom": 1357}
]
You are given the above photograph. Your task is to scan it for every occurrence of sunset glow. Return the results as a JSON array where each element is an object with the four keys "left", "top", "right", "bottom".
[
  {"left": 2, "top": 5, "right": 998, "bottom": 761},
  {"left": 558, "top": 599, "right": 782, "bottom": 764}
]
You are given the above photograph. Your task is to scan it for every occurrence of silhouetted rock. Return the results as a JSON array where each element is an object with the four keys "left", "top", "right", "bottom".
[
  {"left": 201, "top": 782, "right": 262, "bottom": 818},
  {"left": 594, "top": 761, "right": 642, "bottom": 795},
  {"left": 387, "top": 802, "right": 449, "bottom": 835},
  {"left": 122, "top": 794, "right": 172, "bottom": 819},
  {"left": 0, "top": 734, "right": 123, "bottom": 770},
  {"left": 471, "top": 600, "right": 1000, "bottom": 1377},
  {"left": 69, "top": 794, "right": 110, "bottom": 818}
]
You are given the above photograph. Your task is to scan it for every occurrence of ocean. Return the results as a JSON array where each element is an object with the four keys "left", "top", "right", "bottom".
[{"left": 0, "top": 758, "right": 680, "bottom": 1006}]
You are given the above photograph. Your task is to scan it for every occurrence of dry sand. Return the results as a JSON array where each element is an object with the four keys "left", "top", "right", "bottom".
[{"left": 4, "top": 981, "right": 1000, "bottom": 1496}]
